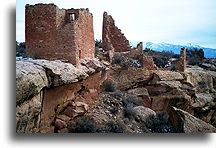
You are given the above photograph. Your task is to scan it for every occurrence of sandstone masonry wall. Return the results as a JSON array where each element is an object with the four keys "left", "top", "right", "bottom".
[
  {"left": 25, "top": 4, "right": 95, "bottom": 66},
  {"left": 102, "top": 12, "right": 131, "bottom": 52},
  {"left": 179, "top": 48, "right": 186, "bottom": 72}
]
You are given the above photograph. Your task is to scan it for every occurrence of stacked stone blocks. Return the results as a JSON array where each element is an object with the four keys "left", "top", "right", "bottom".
[{"left": 25, "top": 4, "right": 95, "bottom": 66}]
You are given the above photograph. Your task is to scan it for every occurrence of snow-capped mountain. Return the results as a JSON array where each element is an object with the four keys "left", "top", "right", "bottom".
[{"left": 129, "top": 41, "right": 216, "bottom": 58}]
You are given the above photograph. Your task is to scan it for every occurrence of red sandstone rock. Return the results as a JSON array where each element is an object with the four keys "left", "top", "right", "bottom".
[
  {"left": 110, "top": 67, "right": 152, "bottom": 90},
  {"left": 25, "top": 4, "right": 95, "bottom": 66},
  {"left": 128, "top": 87, "right": 151, "bottom": 107},
  {"left": 168, "top": 107, "right": 216, "bottom": 133},
  {"left": 75, "top": 102, "right": 89, "bottom": 113},
  {"left": 56, "top": 114, "right": 71, "bottom": 123},
  {"left": 55, "top": 119, "right": 67, "bottom": 129},
  {"left": 58, "top": 128, "right": 69, "bottom": 133},
  {"left": 62, "top": 102, "right": 89, "bottom": 118},
  {"left": 81, "top": 58, "right": 106, "bottom": 72},
  {"left": 63, "top": 106, "right": 77, "bottom": 118}
]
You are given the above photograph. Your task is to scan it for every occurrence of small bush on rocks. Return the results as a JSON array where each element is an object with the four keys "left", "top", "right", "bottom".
[
  {"left": 111, "top": 90, "right": 124, "bottom": 99},
  {"left": 153, "top": 57, "right": 169, "bottom": 68},
  {"left": 98, "top": 120, "right": 126, "bottom": 133},
  {"left": 68, "top": 116, "right": 97, "bottom": 133},
  {"left": 112, "top": 53, "right": 125, "bottom": 65},
  {"left": 102, "top": 80, "right": 116, "bottom": 92},
  {"left": 170, "top": 65, "right": 178, "bottom": 71},
  {"left": 144, "top": 112, "right": 175, "bottom": 133},
  {"left": 122, "top": 95, "right": 141, "bottom": 119},
  {"left": 122, "top": 95, "right": 141, "bottom": 107}
]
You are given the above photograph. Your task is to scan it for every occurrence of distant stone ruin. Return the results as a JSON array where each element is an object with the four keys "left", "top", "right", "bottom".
[
  {"left": 179, "top": 48, "right": 186, "bottom": 72},
  {"left": 102, "top": 12, "right": 157, "bottom": 70},
  {"left": 102, "top": 12, "right": 131, "bottom": 52},
  {"left": 136, "top": 42, "right": 143, "bottom": 51},
  {"left": 25, "top": 4, "right": 95, "bottom": 66}
]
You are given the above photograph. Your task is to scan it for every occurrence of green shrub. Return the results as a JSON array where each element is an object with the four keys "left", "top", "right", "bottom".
[
  {"left": 95, "top": 39, "right": 102, "bottom": 48},
  {"left": 188, "top": 57, "right": 202, "bottom": 66},
  {"left": 16, "top": 41, "right": 26, "bottom": 57},
  {"left": 102, "top": 80, "right": 116, "bottom": 92},
  {"left": 112, "top": 53, "right": 125, "bottom": 65},
  {"left": 123, "top": 104, "right": 135, "bottom": 119},
  {"left": 122, "top": 95, "right": 141, "bottom": 119},
  {"left": 187, "top": 48, "right": 204, "bottom": 66},
  {"left": 122, "top": 95, "right": 141, "bottom": 107},
  {"left": 121, "top": 61, "right": 130, "bottom": 70},
  {"left": 98, "top": 120, "right": 126, "bottom": 133},
  {"left": 68, "top": 116, "right": 97, "bottom": 133},
  {"left": 170, "top": 65, "right": 178, "bottom": 71},
  {"left": 153, "top": 57, "right": 169, "bottom": 68},
  {"left": 111, "top": 90, "right": 124, "bottom": 99},
  {"left": 144, "top": 112, "right": 175, "bottom": 133},
  {"left": 110, "top": 106, "right": 119, "bottom": 115}
]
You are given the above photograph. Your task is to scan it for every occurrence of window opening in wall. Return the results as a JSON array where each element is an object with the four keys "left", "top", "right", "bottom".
[
  {"left": 69, "top": 13, "right": 75, "bottom": 22},
  {"left": 79, "top": 50, "right": 81, "bottom": 59},
  {"left": 63, "top": 46, "right": 66, "bottom": 48}
]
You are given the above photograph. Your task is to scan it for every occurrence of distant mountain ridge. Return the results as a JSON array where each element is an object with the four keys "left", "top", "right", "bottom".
[{"left": 129, "top": 41, "right": 216, "bottom": 58}]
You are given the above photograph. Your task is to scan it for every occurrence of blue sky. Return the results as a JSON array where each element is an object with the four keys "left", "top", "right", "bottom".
[{"left": 16, "top": 0, "right": 216, "bottom": 48}]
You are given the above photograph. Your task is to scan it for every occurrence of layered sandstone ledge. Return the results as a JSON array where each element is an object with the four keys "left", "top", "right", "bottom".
[
  {"left": 16, "top": 58, "right": 107, "bottom": 133},
  {"left": 16, "top": 59, "right": 215, "bottom": 133}
]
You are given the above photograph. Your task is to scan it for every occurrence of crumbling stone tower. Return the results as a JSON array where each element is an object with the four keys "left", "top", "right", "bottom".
[
  {"left": 102, "top": 12, "right": 131, "bottom": 52},
  {"left": 179, "top": 48, "right": 186, "bottom": 72},
  {"left": 136, "top": 42, "right": 143, "bottom": 51},
  {"left": 25, "top": 3, "right": 95, "bottom": 66}
]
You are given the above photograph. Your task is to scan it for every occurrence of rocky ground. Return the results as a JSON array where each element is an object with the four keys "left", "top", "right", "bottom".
[
  {"left": 16, "top": 55, "right": 216, "bottom": 133},
  {"left": 64, "top": 65, "right": 215, "bottom": 133}
]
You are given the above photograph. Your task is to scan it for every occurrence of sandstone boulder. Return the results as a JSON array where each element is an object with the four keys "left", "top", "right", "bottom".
[
  {"left": 29, "top": 60, "right": 88, "bottom": 86},
  {"left": 16, "top": 61, "right": 48, "bottom": 104},
  {"left": 63, "top": 102, "right": 89, "bottom": 118},
  {"left": 78, "top": 65, "right": 96, "bottom": 75},
  {"left": 193, "top": 93, "right": 213, "bottom": 108},
  {"left": 128, "top": 87, "right": 149, "bottom": 97},
  {"left": 146, "top": 79, "right": 192, "bottom": 112},
  {"left": 16, "top": 59, "right": 106, "bottom": 133},
  {"left": 110, "top": 67, "right": 152, "bottom": 90},
  {"left": 16, "top": 95, "right": 41, "bottom": 133},
  {"left": 132, "top": 106, "right": 156, "bottom": 122},
  {"left": 128, "top": 87, "right": 151, "bottom": 107},
  {"left": 184, "top": 68, "right": 216, "bottom": 93},
  {"left": 150, "top": 70, "right": 184, "bottom": 84},
  {"left": 81, "top": 58, "right": 106, "bottom": 73},
  {"left": 168, "top": 107, "right": 216, "bottom": 133},
  {"left": 54, "top": 119, "right": 67, "bottom": 129}
]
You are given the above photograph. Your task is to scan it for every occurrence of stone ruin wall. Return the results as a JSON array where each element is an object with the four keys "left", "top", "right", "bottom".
[
  {"left": 102, "top": 12, "right": 157, "bottom": 70},
  {"left": 25, "top": 4, "right": 95, "bottom": 66},
  {"left": 135, "top": 42, "right": 157, "bottom": 70},
  {"left": 179, "top": 48, "right": 186, "bottom": 72},
  {"left": 102, "top": 12, "right": 131, "bottom": 52},
  {"left": 136, "top": 42, "right": 143, "bottom": 51}
]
